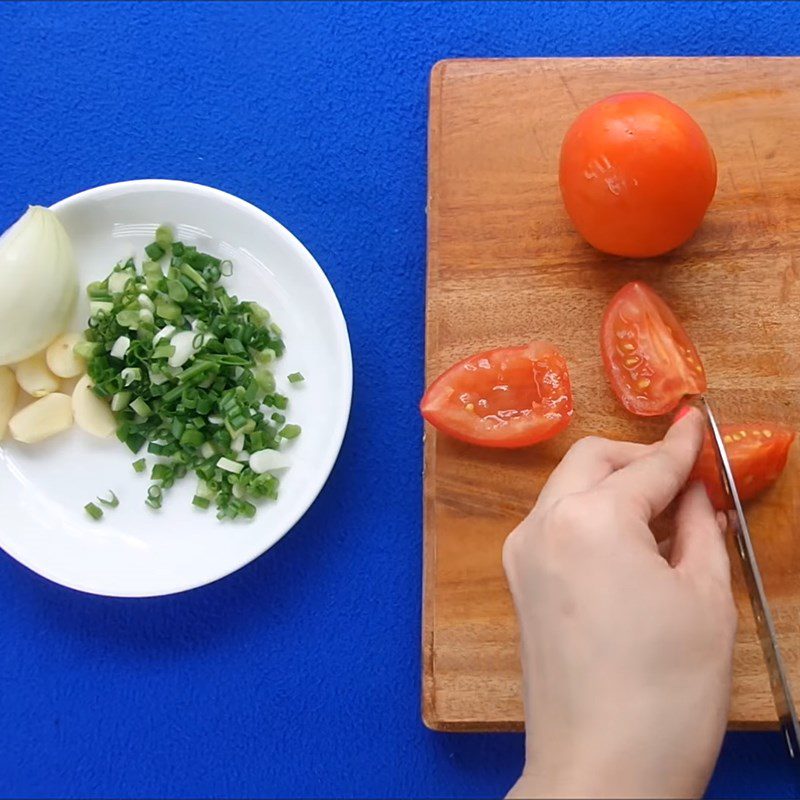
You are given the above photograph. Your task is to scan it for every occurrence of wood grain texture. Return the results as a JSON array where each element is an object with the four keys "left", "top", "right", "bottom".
[{"left": 423, "top": 58, "right": 800, "bottom": 732}]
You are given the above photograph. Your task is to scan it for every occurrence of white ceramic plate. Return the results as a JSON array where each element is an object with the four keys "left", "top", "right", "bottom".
[{"left": 0, "top": 180, "right": 352, "bottom": 597}]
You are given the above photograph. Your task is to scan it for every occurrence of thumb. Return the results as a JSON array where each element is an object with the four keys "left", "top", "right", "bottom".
[{"left": 671, "top": 481, "right": 732, "bottom": 590}]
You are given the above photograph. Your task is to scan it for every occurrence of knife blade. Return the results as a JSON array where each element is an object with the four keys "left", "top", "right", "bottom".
[{"left": 700, "top": 395, "right": 800, "bottom": 758}]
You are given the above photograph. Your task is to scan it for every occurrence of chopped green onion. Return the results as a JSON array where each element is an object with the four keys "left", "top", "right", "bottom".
[
  {"left": 97, "top": 491, "right": 119, "bottom": 508},
  {"left": 155, "top": 300, "right": 181, "bottom": 322},
  {"left": 279, "top": 424, "right": 301, "bottom": 440},
  {"left": 152, "top": 343, "right": 175, "bottom": 360},
  {"left": 217, "top": 457, "right": 244, "bottom": 474},
  {"left": 116, "top": 309, "right": 140, "bottom": 329},
  {"left": 74, "top": 341, "right": 100, "bottom": 360},
  {"left": 287, "top": 372, "right": 305, "bottom": 384},
  {"left": 121, "top": 367, "right": 142, "bottom": 386},
  {"left": 90, "top": 300, "right": 114, "bottom": 317},
  {"left": 167, "top": 280, "right": 189, "bottom": 303},
  {"left": 111, "top": 392, "right": 132, "bottom": 412},
  {"left": 180, "top": 428, "right": 204, "bottom": 448},
  {"left": 192, "top": 495, "right": 211, "bottom": 510},
  {"left": 130, "top": 397, "right": 152, "bottom": 418},
  {"left": 179, "top": 263, "right": 207, "bottom": 290},
  {"left": 145, "top": 242, "right": 165, "bottom": 261},
  {"left": 224, "top": 338, "right": 245, "bottom": 355},
  {"left": 155, "top": 225, "right": 172, "bottom": 250},
  {"left": 108, "top": 271, "right": 132, "bottom": 295},
  {"left": 84, "top": 502, "right": 103, "bottom": 521},
  {"left": 248, "top": 302, "right": 270, "bottom": 324},
  {"left": 110, "top": 336, "right": 131, "bottom": 359},
  {"left": 151, "top": 463, "right": 173, "bottom": 482},
  {"left": 79, "top": 229, "right": 298, "bottom": 521},
  {"left": 146, "top": 485, "right": 163, "bottom": 509}
]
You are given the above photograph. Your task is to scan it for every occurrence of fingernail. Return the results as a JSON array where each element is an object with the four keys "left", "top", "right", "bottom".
[{"left": 674, "top": 405, "right": 693, "bottom": 424}]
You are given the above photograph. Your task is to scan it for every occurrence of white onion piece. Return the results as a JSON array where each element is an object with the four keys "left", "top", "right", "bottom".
[
  {"left": 168, "top": 330, "right": 213, "bottom": 368},
  {"left": 0, "top": 207, "right": 78, "bottom": 365},
  {"left": 110, "top": 336, "right": 131, "bottom": 360},
  {"left": 249, "top": 449, "right": 291, "bottom": 474}
]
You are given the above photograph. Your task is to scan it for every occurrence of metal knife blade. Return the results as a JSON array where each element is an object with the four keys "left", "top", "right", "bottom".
[{"left": 701, "top": 395, "right": 800, "bottom": 758}]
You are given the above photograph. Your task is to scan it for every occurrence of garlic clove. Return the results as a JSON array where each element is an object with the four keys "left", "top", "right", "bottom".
[{"left": 9, "top": 393, "right": 73, "bottom": 443}]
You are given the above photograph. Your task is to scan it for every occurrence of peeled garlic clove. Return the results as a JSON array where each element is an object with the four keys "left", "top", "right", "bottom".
[
  {"left": 0, "top": 366, "right": 19, "bottom": 439},
  {"left": 9, "top": 392, "right": 73, "bottom": 443},
  {"left": 15, "top": 351, "right": 59, "bottom": 397},
  {"left": 46, "top": 332, "right": 86, "bottom": 378},
  {"left": 72, "top": 374, "right": 116, "bottom": 438}
]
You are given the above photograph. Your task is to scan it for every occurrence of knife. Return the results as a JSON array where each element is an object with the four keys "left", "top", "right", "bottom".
[{"left": 700, "top": 395, "right": 800, "bottom": 758}]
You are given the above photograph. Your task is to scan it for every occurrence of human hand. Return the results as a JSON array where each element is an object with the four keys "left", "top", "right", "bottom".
[{"left": 503, "top": 407, "right": 736, "bottom": 799}]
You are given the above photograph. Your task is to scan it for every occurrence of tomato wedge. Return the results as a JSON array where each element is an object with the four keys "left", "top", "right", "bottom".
[
  {"left": 690, "top": 423, "right": 796, "bottom": 509},
  {"left": 420, "top": 342, "right": 574, "bottom": 448},
  {"left": 601, "top": 282, "right": 706, "bottom": 416}
]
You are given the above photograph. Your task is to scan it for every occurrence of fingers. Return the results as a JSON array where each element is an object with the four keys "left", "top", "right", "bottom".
[
  {"left": 671, "top": 481, "right": 732, "bottom": 589},
  {"left": 535, "top": 436, "right": 655, "bottom": 511},
  {"left": 603, "top": 405, "right": 706, "bottom": 520}
]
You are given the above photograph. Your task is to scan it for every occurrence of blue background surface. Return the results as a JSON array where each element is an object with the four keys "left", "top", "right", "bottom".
[{"left": 1, "top": 2, "right": 799, "bottom": 797}]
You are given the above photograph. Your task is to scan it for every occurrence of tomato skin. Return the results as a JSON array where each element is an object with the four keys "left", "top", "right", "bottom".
[
  {"left": 420, "top": 342, "right": 574, "bottom": 448},
  {"left": 559, "top": 92, "right": 717, "bottom": 258},
  {"left": 601, "top": 282, "right": 706, "bottom": 417},
  {"left": 690, "top": 424, "right": 796, "bottom": 510}
]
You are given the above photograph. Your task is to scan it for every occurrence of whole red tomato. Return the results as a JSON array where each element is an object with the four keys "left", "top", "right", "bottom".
[{"left": 559, "top": 92, "right": 717, "bottom": 258}]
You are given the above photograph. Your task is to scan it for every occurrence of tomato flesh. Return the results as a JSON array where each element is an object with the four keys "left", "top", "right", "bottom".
[
  {"left": 559, "top": 92, "right": 717, "bottom": 258},
  {"left": 601, "top": 282, "right": 706, "bottom": 417},
  {"left": 420, "top": 342, "right": 574, "bottom": 448},
  {"left": 690, "top": 423, "right": 796, "bottom": 510}
]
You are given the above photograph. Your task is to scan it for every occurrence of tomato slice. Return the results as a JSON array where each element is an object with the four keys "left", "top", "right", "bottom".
[
  {"left": 690, "top": 423, "right": 796, "bottom": 510},
  {"left": 601, "top": 281, "right": 706, "bottom": 416},
  {"left": 420, "top": 342, "right": 574, "bottom": 448}
]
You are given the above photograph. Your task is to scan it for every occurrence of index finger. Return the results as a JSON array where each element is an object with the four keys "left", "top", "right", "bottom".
[
  {"left": 534, "top": 436, "right": 655, "bottom": 512},
  {"left": 602, "top": 405, "right": 706, "bottom": 519}
]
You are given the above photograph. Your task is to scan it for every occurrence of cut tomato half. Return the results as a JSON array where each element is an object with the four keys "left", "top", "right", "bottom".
[
  {"left": 690, "top": 423, "right": 796, "bottom": 509},
  {"left": 601, "top": 281, "right": 706, "bottom": 416},
  {"left": 420, "top": 342, "right": 574, "bottom": 448}
]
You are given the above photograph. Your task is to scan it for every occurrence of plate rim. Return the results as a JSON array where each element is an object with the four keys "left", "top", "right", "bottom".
[{"left": 0, "top": 178, "right": 353, "bottom": 598}]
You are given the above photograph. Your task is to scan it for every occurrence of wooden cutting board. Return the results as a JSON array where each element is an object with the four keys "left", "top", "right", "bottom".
[{"left": 423, "top": 57, "right": 800, "bottom": 732}]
